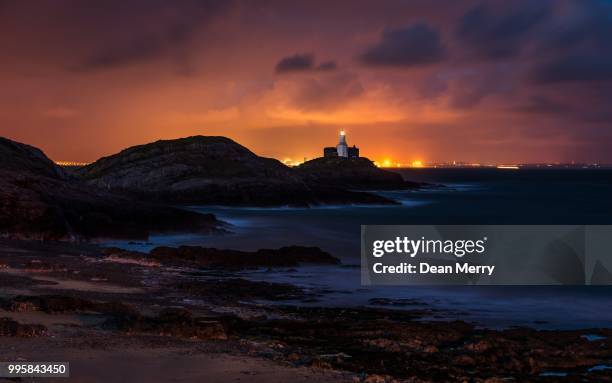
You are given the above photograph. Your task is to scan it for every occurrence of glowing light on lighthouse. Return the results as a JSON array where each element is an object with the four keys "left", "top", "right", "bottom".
[{"left": 337, "top": 130, "right": 348, "bottom": 157}]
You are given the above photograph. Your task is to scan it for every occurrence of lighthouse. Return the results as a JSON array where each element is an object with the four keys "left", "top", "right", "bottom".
[
  {"left": 323, "top": 130, "right": 360, "bottom": 158},
  {"left": 337, "top": 130, "right": 348, "bottom": 158}
]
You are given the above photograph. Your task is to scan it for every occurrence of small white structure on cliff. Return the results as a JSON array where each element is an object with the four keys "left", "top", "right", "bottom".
[
  {"left": 323, "top": 131, "right": 359, "bottom": 158},
  {"left": 337, "top": 130, "right": 348, "bottom": 157}
]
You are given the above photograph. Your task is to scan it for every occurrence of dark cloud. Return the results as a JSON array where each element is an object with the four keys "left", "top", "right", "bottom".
[
  {"left": 72, "top": 0, "right": 228, "bottom": 73},
  {"left": 449, "top": 77, "right": 494, "bottom": 108},
  {"left": 0, "top": 0, "right": 229, "bottom": 74},
  {"left": 292, "top": 72, "right": 363, "bottom": 111},
  {"left": 73, "top": 35, "right": 167, "bottom": 72},
  {"left": 275, "top": 54, "right": 338, "bottom": 73},
  {"left": 574, "top": 87, "right": 612, "bottom": 123},
  {"left": 447, "top": 65, "right": 514, "bottom": 109},
  {"left": 360, "top": 23, "right": 446, "bottom": 67},
  {"left": 418, "top": 73, "right": 448, "bottom": 99},
  {"left": 317, "top": 61, "right": 337, "bottom": 71},
  {"left": 514, "top": 96, "right": 571, "bottom": 115},
  {"left": 455, "top": 2, "right": 551, "bottom": 59},
  {"left": 531, "top": 54, "right": 612, "bottom": 84},
  {"left": 528, "top": 1, "right": 612, "bottom": 84},
  {"left": 275, "top": 53, "right": 315, "bottom": 73}
]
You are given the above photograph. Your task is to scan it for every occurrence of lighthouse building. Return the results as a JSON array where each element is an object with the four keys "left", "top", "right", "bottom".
[
  {"left": 337, "top": 130, "right": 348, "bottom": 157},
  {"left": 323, "top": 131, "right": 359, "bottom": 158}
]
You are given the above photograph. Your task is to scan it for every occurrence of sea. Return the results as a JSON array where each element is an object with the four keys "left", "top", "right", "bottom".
[{"left": 105, "top": 168, "right": 612, "bottom": 330}]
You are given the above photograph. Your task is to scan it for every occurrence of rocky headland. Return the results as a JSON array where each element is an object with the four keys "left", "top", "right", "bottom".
[
  {"left": 0, "top": 137, "right": 222, "bottom": 241},
  {"left": 0, "top": 133, "right": 431, "bottom": 241},
  {"left": 296, "top": 156, "right": 425, "bottom": 190},
  {"left": 76, "top": 136, "right": 407, "bottom": 206}
]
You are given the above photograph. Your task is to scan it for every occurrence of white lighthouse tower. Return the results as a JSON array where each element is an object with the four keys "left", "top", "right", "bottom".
[{"left": 337, "top": 130, "right": 348, "bottom": 158}]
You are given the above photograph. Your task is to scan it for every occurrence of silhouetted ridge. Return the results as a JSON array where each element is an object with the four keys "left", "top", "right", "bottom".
[
  {"left": 296, "top": 156, "right": 423, "bottom": 190},
  {"left": 78, "top": 136, "right": 398, "bottom": 206},
  {"left": 0, "top": 137, "right": 66, "bottom": 179},
  {"left": 0, "top": 136, "right": 221, "bottom": 240}
]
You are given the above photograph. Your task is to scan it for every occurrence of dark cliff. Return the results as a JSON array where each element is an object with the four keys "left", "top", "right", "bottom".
[
  {"left": 77, "top": 136, "right": 397, "bottom": 206},
  {"left": 0, "top": 137, "right": 221, "bottom": 240},
  {"left": 296, "top": 156, "right": 423, "bottom": 190}
]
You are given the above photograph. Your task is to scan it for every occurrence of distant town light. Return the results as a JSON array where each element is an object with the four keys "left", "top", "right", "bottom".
[
  {"left": 497, "top": 164, "right": 520, "bottom": 170},
  {"left": 54, "top": 161, "right": 90, "bottom": 167},
  {"left": 281, "top": 158, "right": 305, "bottom": 167}
]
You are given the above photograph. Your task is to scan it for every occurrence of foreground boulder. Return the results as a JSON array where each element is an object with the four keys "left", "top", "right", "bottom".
[
  {"left": 77, "top": 136, "right": 397, "bottom": 206},
  {"left": 0, "top": 137, "right": 222, "bottom": 240}
]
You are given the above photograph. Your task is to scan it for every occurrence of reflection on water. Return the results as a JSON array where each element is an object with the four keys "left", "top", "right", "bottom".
[{"left": 105, "top": 168, "right": 612, "bottom": 329}]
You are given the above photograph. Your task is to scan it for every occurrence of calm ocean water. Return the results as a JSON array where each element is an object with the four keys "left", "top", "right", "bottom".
[{"left": 107, "top": 168, "right": 612, "bottom": 329}]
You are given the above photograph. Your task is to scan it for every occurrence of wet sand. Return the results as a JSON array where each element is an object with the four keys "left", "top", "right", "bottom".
[
  {"left": 1, "top": 339, "right": 352, "bottom": 383},
  {"left": 0, "top": 239, "right": 353, "bottom": 382}
]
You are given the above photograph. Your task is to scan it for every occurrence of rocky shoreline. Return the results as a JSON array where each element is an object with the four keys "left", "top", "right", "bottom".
[
  {"left": 0, "top": 137, "right": 224, "bottom": 241},
  {"left": 1, "top": 239, "right": 610, "bottom": 382},
  {"left": 296, "top": 156, "right": 427, "bottom": 191},
  {"left": 1, "top": 135, "right": 425, "bottom": 241},
  {"left": 76, "top": 136, "right": 416, "bottom": 207},
  {"left": 103, "top": 245, "right": 341, "bottom": 268}
]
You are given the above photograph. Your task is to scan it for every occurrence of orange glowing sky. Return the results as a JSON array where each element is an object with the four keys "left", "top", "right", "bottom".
[{"left": 1, "top": 0, "right": 611, "bottom": 164}]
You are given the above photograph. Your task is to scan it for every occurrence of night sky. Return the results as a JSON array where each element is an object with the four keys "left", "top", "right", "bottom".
[{"left": 1, "top": 0, "right": 611, "bottom": 164}]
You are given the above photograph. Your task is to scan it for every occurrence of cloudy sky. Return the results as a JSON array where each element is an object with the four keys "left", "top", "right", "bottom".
[{"left": 1, "top": 0, "right": 611, "bottom": 164}]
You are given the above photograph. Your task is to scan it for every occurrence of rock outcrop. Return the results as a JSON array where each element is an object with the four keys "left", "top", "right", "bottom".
[
  {"left": 103, "top": 244, "right": 340, "bottom": 269},
  {"left": 0, "top": 137, "right": 222, "bottom": 240},
  {"left": 296, "top": 156, "right": 423, "bottom": 190},
  {"left": 0, "top": 317, "right": 47, "bottom": 337},
  {"left": 0, "top": 137, "right": 66, "bottom": 179},
  {"left": 77, "top": 136, "right": 398, "bottom": 206}
]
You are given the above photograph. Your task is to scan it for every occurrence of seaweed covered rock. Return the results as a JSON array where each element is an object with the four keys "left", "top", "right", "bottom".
[
  {"left": 0, "top": 317, "right": 47, "bottom": 337},
  {"left": 102, "top": 245, "right": 341, "bottom": 269}
]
